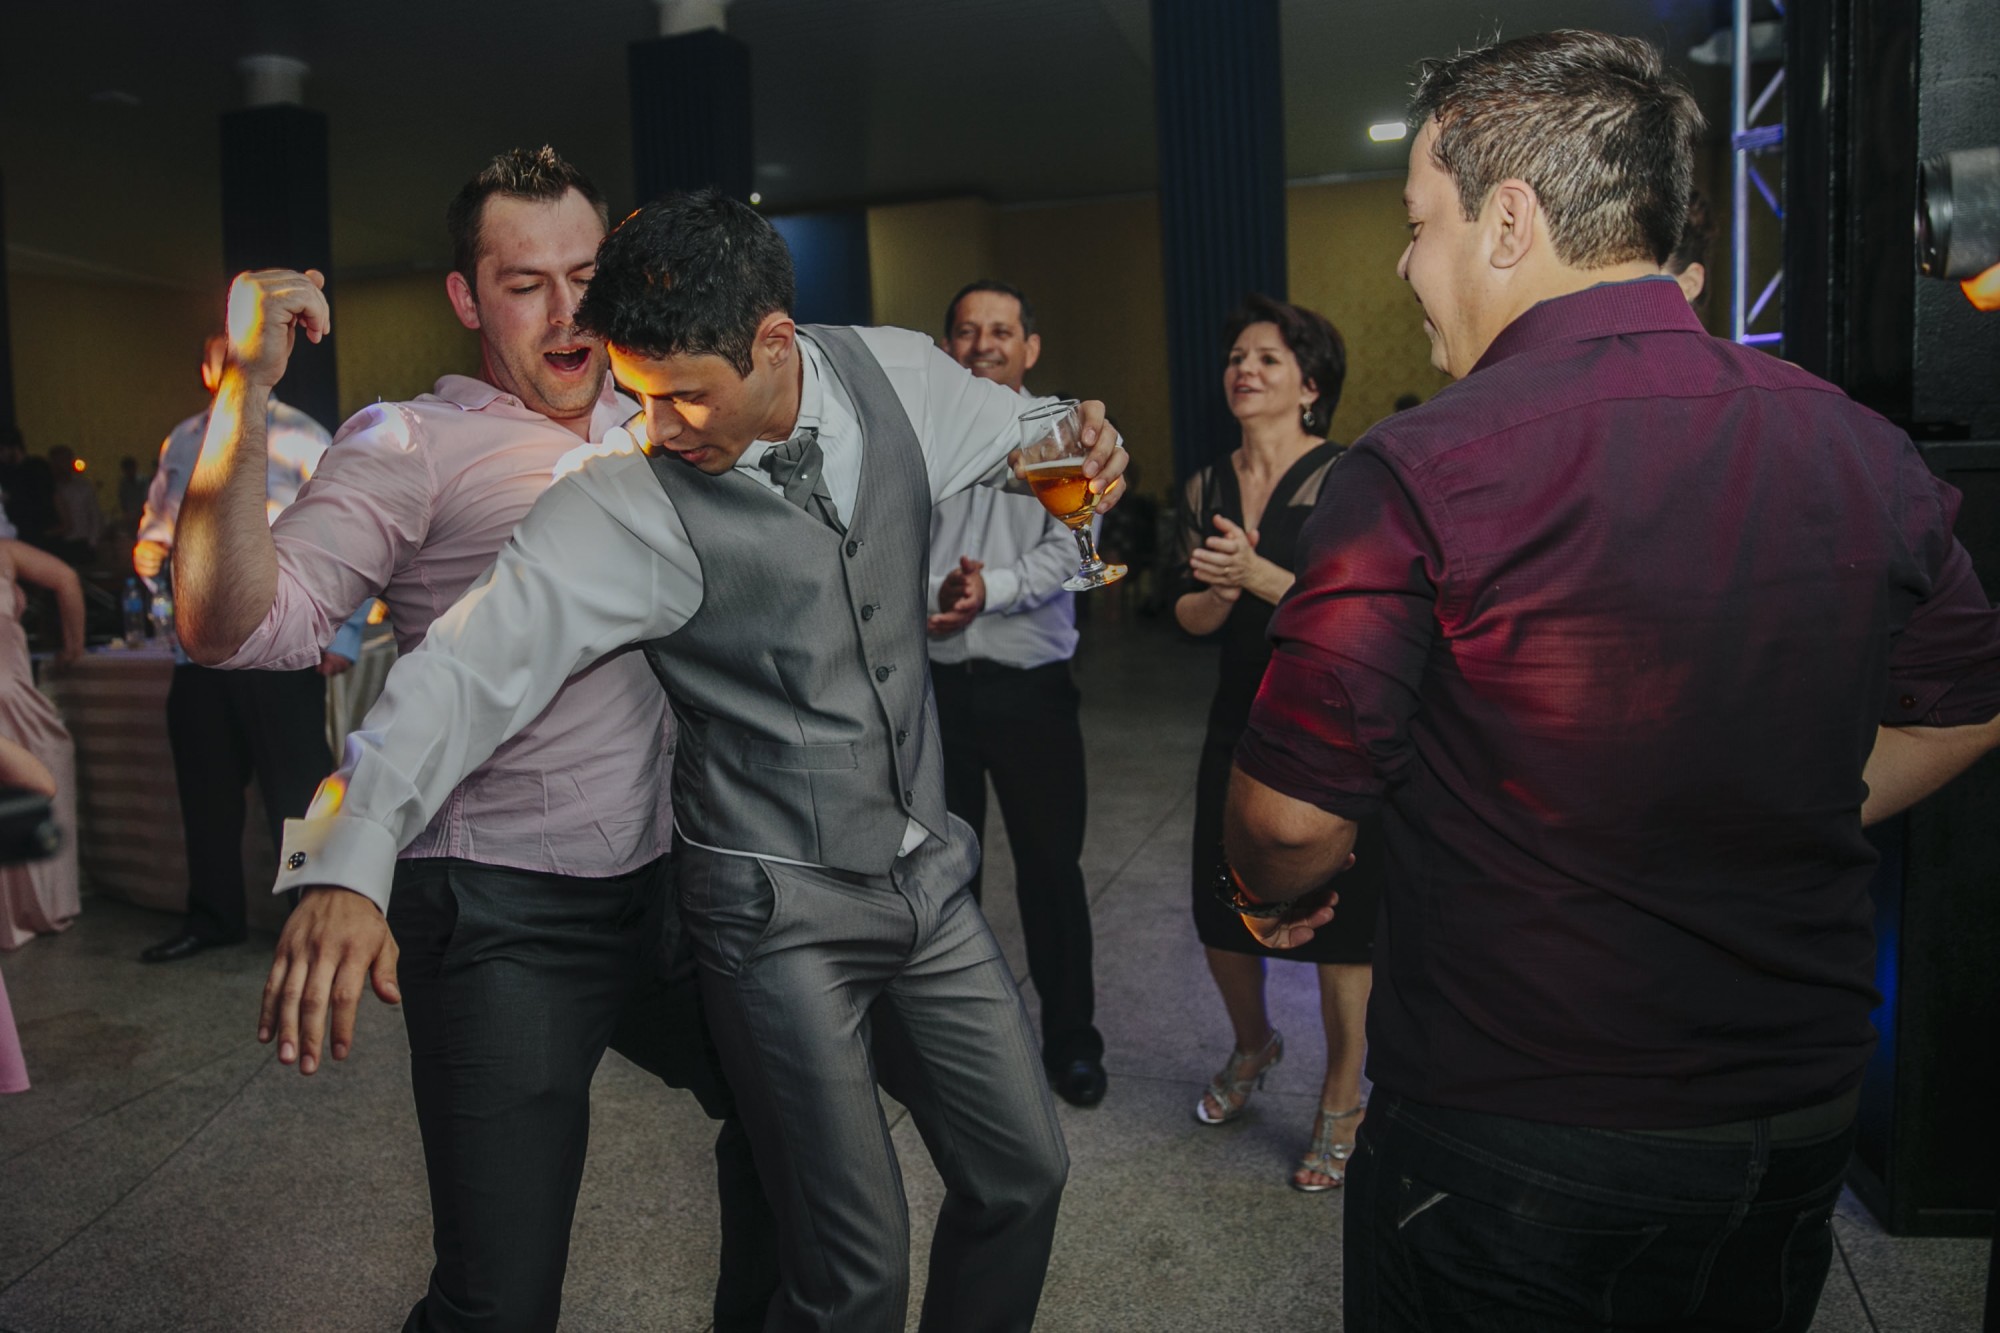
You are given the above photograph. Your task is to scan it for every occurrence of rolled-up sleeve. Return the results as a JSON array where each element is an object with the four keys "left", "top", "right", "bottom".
[
  {"left": 1233, "top": 446, "right": 1442, "bottom": 820},
  {"left": 1882, "top": 458, "right": 2000, "bottom": 727},
  {"left": 220, "top": 404, "right": 434, "bottom": 672}
]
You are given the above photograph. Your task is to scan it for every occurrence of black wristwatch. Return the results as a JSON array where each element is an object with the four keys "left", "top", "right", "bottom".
[{"left": 1212, "top": 861, "right": 1307, "bottom": 920}]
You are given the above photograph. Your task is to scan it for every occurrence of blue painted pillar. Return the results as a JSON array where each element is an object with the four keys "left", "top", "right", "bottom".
[
  {"left": 629, "top": 28, "right": 754, "bottom": 204},
  {"left": 770, "top": 212, "right": 873, "bottom": 326},
  {"left": 219, "top": 103, "right": 337, "bottom": 431},
  {"left": 1151, "top": 0, "right": 1288, "bottom": 483}
]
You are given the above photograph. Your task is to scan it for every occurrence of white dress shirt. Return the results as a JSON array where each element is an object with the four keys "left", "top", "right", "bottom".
[
  {"left": 275, "top": 326, "right": 1039, "bottom": 911},
  {"left": 136, "top": 398, "right": 331, "bottom": 547},
  {"left": 137, "top": 397, "right": 358, "bottom": 665},
  {"left": 926, "top": 479, "right": 1078, "bottom": 668}
]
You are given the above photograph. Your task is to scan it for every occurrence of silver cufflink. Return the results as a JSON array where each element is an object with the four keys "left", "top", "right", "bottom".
[{"left": 287, "top": 852, "right": 307, "bottom": 870}]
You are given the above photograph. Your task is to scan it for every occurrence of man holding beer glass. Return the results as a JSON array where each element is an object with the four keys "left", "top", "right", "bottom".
[
  {"left": 256, "top": 189, "right": 1128, "bottom": 1333},
  {"left": 928, "top": 281, "right": 1108, "bottom": 1109}
]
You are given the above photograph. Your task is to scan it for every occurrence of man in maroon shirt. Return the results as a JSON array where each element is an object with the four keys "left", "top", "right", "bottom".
[{"left": 1222, "top": 30, "right": 2000, "bottom": 1332}]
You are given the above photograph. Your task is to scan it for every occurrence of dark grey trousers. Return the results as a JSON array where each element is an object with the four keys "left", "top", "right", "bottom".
[
  {"left": 676, "top": 819, "right": 1069, "bottom": 1333},
  {"left": 389, "top": 856, "right": 778, "bottom": 1333}
]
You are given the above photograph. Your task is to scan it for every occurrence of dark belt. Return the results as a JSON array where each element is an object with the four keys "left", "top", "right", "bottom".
[
  {"left": 930, "top": 657, "right": 1052, "bottom": 677},
  {"left": 1625, "top": 1086, "right": 1860, "bottom": 1144}
]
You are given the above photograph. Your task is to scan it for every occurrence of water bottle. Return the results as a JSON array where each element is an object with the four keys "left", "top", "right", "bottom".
[
  {"left": 122, "top": 577, "right": 147, "bottom": 644},
  {"left": 149, "top": 558, "right": 176, "bottom": 649}
]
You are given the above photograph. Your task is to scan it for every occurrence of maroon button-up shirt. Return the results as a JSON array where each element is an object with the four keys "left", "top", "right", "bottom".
[{"left": 1236, "top": 278, "right": 2000, "bottom": 1127}]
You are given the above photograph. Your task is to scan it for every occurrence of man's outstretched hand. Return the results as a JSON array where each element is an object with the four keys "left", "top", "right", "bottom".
[{"left": 258, "top": 886, "right": 400, "bottom": 1075}]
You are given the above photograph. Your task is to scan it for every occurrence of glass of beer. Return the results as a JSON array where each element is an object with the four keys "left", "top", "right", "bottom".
[{"left": 1019, "top": 399, "right": 1127, "bottom": 592}]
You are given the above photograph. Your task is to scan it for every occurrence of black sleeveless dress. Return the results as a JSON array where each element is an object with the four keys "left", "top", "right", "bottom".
[{"left": 1172, "top": 443, "right": 1383, "bottom": 963}]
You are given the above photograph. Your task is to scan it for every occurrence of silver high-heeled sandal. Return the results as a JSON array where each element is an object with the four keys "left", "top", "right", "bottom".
[
  {"left": 1193, "top": 1029, "right": 1284, "bottom": 1125},
  {"left": 1291, "top": 1103, "right": 1365, "bottom": 1192}
]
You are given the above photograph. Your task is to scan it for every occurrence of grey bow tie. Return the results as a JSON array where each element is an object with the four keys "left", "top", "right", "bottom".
[{"left": 757, "top": 429, "right": 845, "bottom": 533}]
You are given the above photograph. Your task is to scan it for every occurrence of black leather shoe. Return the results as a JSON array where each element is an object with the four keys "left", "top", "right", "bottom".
[
  {"left": 139, "top": 932, "right": 239, "bottom": 963},
  {"left": 1051, "top": 1057, "right": 1108, "bottom": 1108}
]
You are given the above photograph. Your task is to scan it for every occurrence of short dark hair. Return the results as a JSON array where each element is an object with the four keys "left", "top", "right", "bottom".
[
  {"left": 1222, "top": 295, "right": 1347, "bottom": 438},
  {"left": 445, "top": 146, "right": 607, "bottom": 282},
  {"left": 943, "top": 280, "right": 1038, "bottom": 338},
  {"left": 1669, "top": 188, "right": 1714, "bottom": 277},
  {"left": 1409, "top": 30, "right": 1703, "bottom": 268},
  {"left": 574, "top": 189, "right": 796, "bottom": 375}
]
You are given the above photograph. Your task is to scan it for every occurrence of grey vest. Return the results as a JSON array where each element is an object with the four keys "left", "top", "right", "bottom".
[{"left": 639, "top": 326, "right": 949, "bottom": 873}]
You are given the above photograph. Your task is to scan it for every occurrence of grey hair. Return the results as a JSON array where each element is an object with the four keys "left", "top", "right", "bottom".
[{"left": 1408, "top": 30, "right": 1704, "bottom": 268}]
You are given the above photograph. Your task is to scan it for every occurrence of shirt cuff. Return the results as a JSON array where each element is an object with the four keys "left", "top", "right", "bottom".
[
  {"left": 273, "top": 815, "right": 400, "bottom": 915},
  {"left": 216, "top": 576, "right": 336, "bottom": 673},
  {"left": 1884, "top": 671, "right": 2000, "bottom": 727},
  {"left": 1233, "top": 731, "right": 1384, "bottom": 823},
  {"left": 983, "top": 568, "right": 1022, "bottom": 614}
]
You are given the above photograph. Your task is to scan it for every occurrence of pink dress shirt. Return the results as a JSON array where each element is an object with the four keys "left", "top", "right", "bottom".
[{"left": 222, "top": 374, "right": 672, "bottom": 880}]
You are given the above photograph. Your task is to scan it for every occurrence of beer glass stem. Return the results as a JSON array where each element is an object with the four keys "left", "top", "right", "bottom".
[{"left": 1073, "top": 527, "right": 1107, "bottom": 579}]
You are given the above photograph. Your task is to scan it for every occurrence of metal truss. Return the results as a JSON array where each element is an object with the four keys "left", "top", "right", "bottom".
[{"left": 1732, "top": 0, "right": 1785, "bottom": 347}]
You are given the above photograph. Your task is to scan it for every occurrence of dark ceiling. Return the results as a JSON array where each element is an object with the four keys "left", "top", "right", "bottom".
[{"left": 1, "top": 0, "right": 1723, "bottom": 288}]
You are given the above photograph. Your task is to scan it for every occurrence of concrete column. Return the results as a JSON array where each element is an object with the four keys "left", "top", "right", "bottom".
[
  {"left": 628, "top": 0, "right": 754, "bottom": 205},
  {"left": 218, "top": 54, "right": 337, "bottom": 429}
]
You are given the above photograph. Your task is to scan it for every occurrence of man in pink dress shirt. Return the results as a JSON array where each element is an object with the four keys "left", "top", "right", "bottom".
[{"left": 171, "top": 148, "right": 774, "bottom": 1333}]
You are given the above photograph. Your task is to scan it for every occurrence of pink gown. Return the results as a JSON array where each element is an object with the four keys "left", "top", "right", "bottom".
[
  {"left": 0, "top": 964, "right": 25, "bottom": 1092},
  {"left": 0, "top": 545, "right": 80, "bottom": 951}
]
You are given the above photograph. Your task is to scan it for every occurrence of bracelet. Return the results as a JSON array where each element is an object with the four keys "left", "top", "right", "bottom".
[{"left": 1211, "top": 860, "right": 1312, "bottom": 920}]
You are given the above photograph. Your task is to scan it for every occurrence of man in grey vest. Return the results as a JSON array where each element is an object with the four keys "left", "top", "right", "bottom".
[{"left": 255, "top": 189, "right": 1129, "bottom": 1333}]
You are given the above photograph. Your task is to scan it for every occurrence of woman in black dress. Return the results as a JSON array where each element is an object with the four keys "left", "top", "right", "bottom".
[{"left": 1171, "top": 295, "right": 1382, "bottom": 1191}]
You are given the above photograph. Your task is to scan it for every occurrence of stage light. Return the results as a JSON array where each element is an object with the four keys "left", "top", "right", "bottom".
[
  {"left": 71, "top": 459, "right": 86, "bottom": 473},
  {"left": 750, "top": 191, "right": 763, "bottom": 206},
  {"left": 1916, "top": 146, "right": 2000, "bottom": 311},
  {"left": 1368, "top": 122, "right": 1408, "bottom": 143}
]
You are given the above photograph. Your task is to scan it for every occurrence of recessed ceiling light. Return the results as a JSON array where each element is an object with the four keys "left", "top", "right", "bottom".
[{"left": 1368, "top": 121, "right": 1408, "bottom": 143}]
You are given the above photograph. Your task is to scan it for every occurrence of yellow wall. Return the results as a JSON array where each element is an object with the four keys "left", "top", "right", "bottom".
[
  {"left": 865, "top": 199, "right": 997, "bottom": 340},
  {"left": 995, "top": 198, "right": 1172, "bottom": 498},
  {"left": 331, "top": 272, "right": 482, "bottom": 423},
  {"left": 7, "top": 274, "right": 217, "bottom": 490},
  {"left": 16, "top": 174, "right": 1448, "bottom": 520},
  {"left": 862, "top": 181, "right": 1446, "bottom": 494},
  {"left": 5, "top": 268, "right": 479, "bottom": 473},
  {"left": 865, "top": 195, "right": 1175, "bottom": 501},
  {"left": 1287, "top": 177, "right": 1453, "bottom": 442}
]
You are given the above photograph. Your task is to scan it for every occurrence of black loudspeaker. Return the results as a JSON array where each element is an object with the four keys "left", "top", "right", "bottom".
[
  {"left": 1847, "top": 440, "right": 2000, "bottom": 1240},
  {"left": 1787, "top": 0, "right": 2000, "bottom": 1240}
]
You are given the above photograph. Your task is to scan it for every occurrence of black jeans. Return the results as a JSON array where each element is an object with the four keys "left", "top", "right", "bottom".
[
  {"left": 389, "top": 856, "right": 777, "bottom": 1333},
  {"left": 164, "top": 663, "right": 327, "bottom": 941},
  {"left": 931, "top": 658, "right": 1102, "bottom": 1069},
  {"left": 1346, "top": 1092, "right": 1855, "bottom": 1332}
]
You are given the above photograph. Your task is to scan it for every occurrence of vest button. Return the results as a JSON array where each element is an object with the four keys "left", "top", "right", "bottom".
[
  {"left": 875, "top": 665, "right": 894, "bottom": 681},
  {"left": 845, "top": 539, "right": 859, "bottom": 557},
  {"left": 896, "top": 729, "right": 908, "bottom": 746},
  {"left": 861, "top": 604, "right": 875, "bottom": 621}
]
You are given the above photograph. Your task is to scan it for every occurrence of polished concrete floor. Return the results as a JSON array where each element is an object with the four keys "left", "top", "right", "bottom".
[{"left": 0, "top": 612, "right": 1989, "bottom": 1331}]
